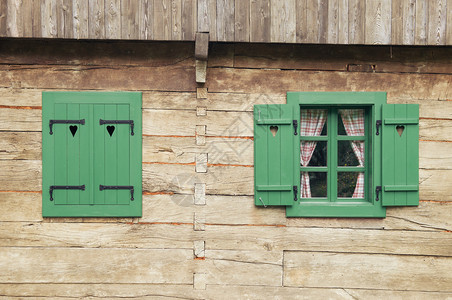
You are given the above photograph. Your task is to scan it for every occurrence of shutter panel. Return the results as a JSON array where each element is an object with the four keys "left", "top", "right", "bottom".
[
  {"left": 381, "top": 104, "right": 419, "bottom": 206},
  {"left": 254, "top": 104, "right": 298, "bottom": 206},
  {"left": 42, "top": 92, "right": 142, "bottom": 217}
]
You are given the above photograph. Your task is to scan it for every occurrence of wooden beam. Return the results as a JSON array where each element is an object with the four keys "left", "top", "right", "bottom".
[{"left": 195, "top": 32, "right": 209, "bottom": 60}]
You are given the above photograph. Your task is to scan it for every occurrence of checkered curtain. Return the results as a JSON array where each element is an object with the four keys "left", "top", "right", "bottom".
[
  {"left": 300, "top": 110, "right": 327, "bottom": 198},
  {"left": 339, "top": 109, "right": 365, "bottom": 198}
]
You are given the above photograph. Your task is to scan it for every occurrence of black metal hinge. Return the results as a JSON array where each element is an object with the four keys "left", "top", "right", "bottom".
[
  {"left": 99, "top": 185, "right": 134, "bottom": 201},
  {"left": 99, "top": 119, "right": 135, "bottom": 135},
  {"left": 293, "top": 185, "right": 298, "bottom": 201},
  {"left": 50, "top": 185, "right": 85, "bottom": 201},
  {"left": 293, "top": 120, "right": 298, "bottom": 135},
  {"left": 376, "top": 120, "right": 382, "bottom": 135},
  {"left": 49, "top": 119, "right": 85, "bottom": 135},
  {"left": 375, "top": 186, "right": 382, "bottom": 202}
]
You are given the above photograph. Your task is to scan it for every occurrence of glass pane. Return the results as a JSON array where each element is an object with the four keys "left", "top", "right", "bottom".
[
  {"left": 337, "top": 172, "right": 364, "bottom": 198},
  {"left": 301, "top": 141, "right": 327, "bottom": 167},
  {"left": 338, "top": 109, "right": 365, "bottom": 136},
  {"left": 300, "top": 109, "right": 327, "bottom": 136},
  {"left": 301, "top": 172, "right": 327, "bottom": 198},
  {"left": 338, "top": 141, "right": 364, "bottom": 166}
]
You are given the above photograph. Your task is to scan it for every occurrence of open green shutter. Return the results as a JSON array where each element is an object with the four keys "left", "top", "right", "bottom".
[
  {"left": 254, "top": 104, "right": 298, "bottom": 206},
  {"left": 381, "top": 104, "right": 419, "bottom": 206},
  {"left": 42, "top": 92, "right": 142, "bottom": 217}
]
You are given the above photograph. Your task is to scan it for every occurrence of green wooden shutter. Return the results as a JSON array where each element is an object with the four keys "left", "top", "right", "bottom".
[
  {"left": 254, "top": 104, "right": 299, "bottom": 206},
  {"left": 381, "top": 104, "right": 419, "bottom": 206},
  {"left": 42, "top": 92, "right": 142, "bottom": 217}
]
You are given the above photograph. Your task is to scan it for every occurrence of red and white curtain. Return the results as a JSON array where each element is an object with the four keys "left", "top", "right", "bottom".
[
  {"left": 339, "top": 109, "right": 365, "bottom": 198},
  {"left": 300, "top": 110, "right": 327, "bottom": 198}
]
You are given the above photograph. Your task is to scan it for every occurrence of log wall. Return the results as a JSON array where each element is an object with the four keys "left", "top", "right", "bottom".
[
  {"left": 2, "top": 0, "right": 452, "bottom": 45},
  {"left": 0, "top": 39, "right": 451, "bottom": 298}
]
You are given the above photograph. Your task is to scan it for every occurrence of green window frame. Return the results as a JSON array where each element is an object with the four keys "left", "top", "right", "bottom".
[
  {"left": 254, "top": 92, "right": 419, "bottom": 218},
  {"left": 42, "top": 92, "right": 142, "bottom": 217}
]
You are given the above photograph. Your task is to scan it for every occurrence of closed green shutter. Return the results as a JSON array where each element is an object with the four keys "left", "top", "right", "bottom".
[
  {"left": 381, "top": 104, "right": 419, "bottom": 206},
  {"left": 42, "top": 92, "right": 142, "bottom": 217},
  {"left": 254, "top": 104, "right": 299, "bottom": 206}
]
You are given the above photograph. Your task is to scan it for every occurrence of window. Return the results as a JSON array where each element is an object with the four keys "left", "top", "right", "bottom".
[
  {"left": 254, "top": 92, "right": 419, "bottom": 218},
  {"left": 42, "top": 92, "right": 142, "bottom": 217}
]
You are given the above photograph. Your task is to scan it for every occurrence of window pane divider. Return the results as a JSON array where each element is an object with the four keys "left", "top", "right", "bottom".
[
  {"left": 300, "top": 136, "right": 328, "bottom": 141},
  {"left": 300, "top": 167, "right": 328, "bottom": 172},
  {"left": 337, "top": 136, "right": 365, "bottom": 141}
]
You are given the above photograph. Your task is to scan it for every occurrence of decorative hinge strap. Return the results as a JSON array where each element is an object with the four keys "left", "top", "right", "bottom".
[
  {"left": 99, "top": 119, "right": 134, "bottom": 135},
  {"left": 293, "top": 185, "right": 298, "bottom": 201},
  {"left": 49, "top": 119, "right": 85, "bottom": 135},
  {"left": 49, "top": 185, "right": 85, "bottom": 201},
  {"left": 99, "top": 185, "right": 134, "bottom": 201},
  {"left": 293, "top": 120, "right": 298, "bottom": 135}
]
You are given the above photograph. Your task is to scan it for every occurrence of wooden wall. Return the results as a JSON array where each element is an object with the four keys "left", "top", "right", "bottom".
[
  {"left": 2, "top": 0, "right": 452, "bottom": 45},
  {"left": 0, "top": 39, "right": 452, "bottom": 298}
]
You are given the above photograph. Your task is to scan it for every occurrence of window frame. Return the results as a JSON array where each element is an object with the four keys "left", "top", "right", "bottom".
[{"left": 286, "top": 92, "right": 387, "bottom": 218}]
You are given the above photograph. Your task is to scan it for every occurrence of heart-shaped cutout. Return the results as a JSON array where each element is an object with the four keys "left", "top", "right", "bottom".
[
  {"left": 69, "top": 125, "right": 78, "bottom": 137},
  {"left": 107, "top": 125, "right": 115, "bottom": 137},
  {"left": 396, "top": 125, "right": 405, "bottom": 137},
  {"left": 270, "top": 125, "right": 278, "bottom": 137}
]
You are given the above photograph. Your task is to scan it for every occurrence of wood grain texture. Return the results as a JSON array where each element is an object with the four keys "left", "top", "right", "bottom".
[
  {"left": 105, "top": 0, "right": 120, "bottom": 39},
  {"left": 171, "top": 0, "right": 182, "bottom": 40},
  {"left": 234, "top": 0, "right": 249, "bottom": 42},
  {"left": 270, "top": 0, "right": 296, "bottom": 43},
  {"left": 284, "top": 251, "right": 452, "bottom": 291},
  {"left": 139, "top": 0, "right": 153, "bottom": 39},
  {"left": 428, "top": 0, "right": 447, "bottom": 45},
  {"left": 21, "top": 0, "right": 32, "bottom": 37},
  {"left": 72, "top": 0, "right": 88, "bottom": 38},
  {"left": 448, "top": 0, "right": 452, "bottom": 44},
  {"left": 88, "top": 0, "right": 105, "bottom": 39},
  {"left": 365, "top": 0, "right": 392, "bottom": 44},
  {"left": 402, "top": 0, "right": 415, "bottom": 44},
  {"left": 197, "top": 0, "right": 209, "bottom": 32},
  {"left": 415, "top": 0, "right": 428, "bottom": 45},
  {"left": 0, "top": 0, "right": 6, "bottom": 36},
  {"left": 181, "top": 0, "right": 196, "bottom": 40},
  {"left": 153, "top": 0, "right": 171, "bottom": 40},
  {"left": 41, "top": 0, "right": 57, "bottom": 38},
  {"left": 250, "top": 0, "right": 271, "bottom": 42},
  {"left": 0, "top": 247, "right": 195, "bottom": 284},
  {"left": 348, "top": 0, "right": 365, "bottom": 43},
  {"left": 216, "top": 0, "right": 234, "bottom": 41}
]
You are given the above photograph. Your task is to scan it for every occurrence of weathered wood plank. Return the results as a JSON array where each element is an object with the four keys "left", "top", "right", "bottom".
[
  {"left": 31, "top": 0, "right": 41, "bottom": 37},
  {"left": 348, "top": 0, "right": 365, "bottom": 43},
  {"left": 171, "top": 0, "right": 181, "bottom": 40},
  {"left": 181, "top": 0, "right": 196, "bottom": 40},
  {"left": 203, "top": 250, "right": 282, "bottom": 286},
  {"left": 428, "top": 0, "right": 447, "bottom": 45},
  {"left": 41, "top": 0, "right": 57, "bottom": 38},
  {"left": 207, "top": 68, "right": 452, "bottom": 100},
  {"left": 365, "top": 0, "right": 391, "bottom": 44},
  {"left": 337, "top": 0, "right": 348, "bottom": 43},
  {"left": 305, "top": 0, "right": 320, "bottom": 43},
  {"left": 448, "top": 0, "right": 452, "bottom": 44},
  {"left": 21, "top": 0, "right": 32, "bottom": 37},
  {"left": 234, "top": 0, "right": 249, "bottom": 42},
  {"left": 72, "top": 0, "right": 89, "bottom": 39},
  {"left": 105, "top": 0, "right": 121, "bottom": 39},
  {"left": 0, "top": 247, "right": 194, "bottom": 284},
  {"left": 88, "top": 0, "right": 105, "bottom": 39},
  {"left": 0, "top": 0, "right": 6, "bottom": 36},
  {"left": 0, "top": 222, "right": 197, "bottom": 249},
  {"left": 327, "top": 0, "right": 339, "bottom": 44},
  {"left": 216, "top": 0, "right": 234, "bottom": 41},
  {"left": 391, "top": 0, "right": 403, "bottom": 44},
  {"left": 270, "top": 0, "right": 296, "bottom": 43},
  {"left": 295, "top": 0, "right": 307, "bottom": 43},
  {"left": 205, "top": 225, "right": 452, "bottom": 256},
  {"left": 142, "top": 163, "right": 254, "bottom": 195},
  {"left": 0, "top": 108, "right": 42, "bottom": 132},
  {"left": 0, "top": 65, "right": 195, "bottom": 92},
  {"left": 153, "top": 0, "right": 171, "bottom": 40},
  {"left": 0, "top": 160, "right": 41, "bottom": 191},
  {"left": 58, "top": 0, "right": 73, "bottom": 38},
  {"left": 121, "top": 0, "right": 140, "bottom": 39},
  {"left": 2, "top": 283, "right": 450, "bottom": 300},
  {"left": 250, "top": 0, "right": 270, "bottom": 42},
  {"left": 402, "top": 0, "right": 416, "bottom": 44},
  {"left": 0, "top": 283, "right": 200, "bottom": 299},
  {"left": 0, "top": 39, "right": 194, "bottom": 67},
  {"left": 139, "top": 0, "right": 153, "bottom": 39},
  {"left": 0, "top": 132, "right": 41, "bottom": 160},
  {"left": 197, "top": 0, "right": 209, "bottom": 32},
  {"left": 415, "top": 0, "right": 428, "bottom": 45},
  {"left": 284, "top": 251, "right": 452, "bottom": 291},
  {"left": 6, "top": 0, "right": 20, "bottom": 37}
]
